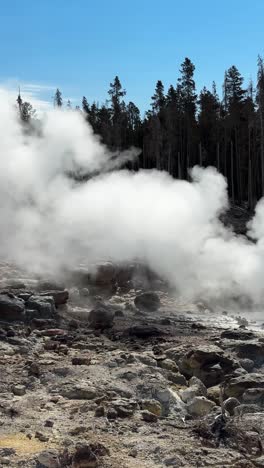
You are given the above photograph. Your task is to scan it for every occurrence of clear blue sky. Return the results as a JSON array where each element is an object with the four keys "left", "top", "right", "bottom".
[{"left": 1, "top": 0, "right": 264, "bottom": 113}]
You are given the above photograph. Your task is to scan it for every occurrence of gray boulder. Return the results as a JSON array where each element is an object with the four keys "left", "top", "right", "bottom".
[
  {"left": 39, "top": 290, "right": 69, "bottom": 306},
  {"left": 134, "top": 292, "right": 160, "bottom": 311},
  {"left": 178, "top": 345, "right": 238, "bottom": 387},
  {"left": 186, "top": 396, "right": 215, "bottom": 417},
  {"left": 89, "top": 304, "right": 115, "bottom": 329},
  {"left": 225, "top": 373, "right": 264, "bottom": 399},
  {"left": 26, "top": 295, "right": 56, "bottom": 319},
  {"left": 0, "top": 293, "right": 25, "bottom": 321}
]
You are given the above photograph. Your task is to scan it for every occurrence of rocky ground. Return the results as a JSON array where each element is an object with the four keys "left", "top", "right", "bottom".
[{"left": 0, "top": 260, "right": 263, "bottom": 468}]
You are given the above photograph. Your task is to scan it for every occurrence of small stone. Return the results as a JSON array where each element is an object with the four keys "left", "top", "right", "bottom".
[
  {"left": 159, "top": 358, "right": 178, "bottom": 372},
  {"left": 239, "top": 358, "right": 255, "bottom": 372},
  {"left": 223, "top": 397, "right": 240, "bottom": 415},
  {"left": 107, "top": 408, "right": 118, "bottom": 420},
  {"left": 37, "top": 449, "right": 59, "bottom": 467},
  {"left": 128, "top": 448, "right": 138, "bottom": 457},
  {"left": 12, "top": 385, "right": 26, "bottom": 396},
  {"left": 28, "top": 362, "right": 41, "bottom": 377},
  {"left": 167, "top": 372, "right": 187, "bottom": 386},
  {"left": 141, "top": 399, "right": 162, "bottom": 417},
  {"left": 134, "top": 292, "right": 160, "bottom": 311},
  {"left": 44, "top": 419, "right": 54, "bottom": 427},
  {"left": 186, "top": 396, "right": 215, "bottom": 417},
  {"left": 95, "top": 406, "right": 105, "bottom": 417},
  {"left": 141, "top": 410, "right": 158, "bottom": 422},
  {"left": 35, "top": 431, "right": 49, "bottom": 442},
  {"left": 72, "top": 356, "right": 91, "bottom": 366}
]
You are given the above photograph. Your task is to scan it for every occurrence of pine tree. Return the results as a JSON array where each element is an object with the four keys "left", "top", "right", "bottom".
[
  {"left": 178, "top": 57, "right": 197, "bottom": 118},
  {"left": 257, "top": 56, "right": 264, "bottom": 196},
  {"left": 151, "top": 80, "right": 165, "bottom": 114},
  {"left": 82, "top": 96, "right": 90, "bottom": 114},
  {"left": 54, "top": 88, "right": 63, "bottom": 107}
]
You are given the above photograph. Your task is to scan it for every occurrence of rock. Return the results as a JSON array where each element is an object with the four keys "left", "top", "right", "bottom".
[
  {"left": 180, "top": 377, "right": 206, "bottom": 403},
  {"left": 26, "top": 295, "right": 56, "bottom": 319},
  {"left": 167, "top": 372, "right": 187, "bottom": 386},
  {"left": 107, "top": 408, "right": 118, "bottom": 420},
  {"left": 134, "top": 353, "right": 157, "bottom": 367},
  {"left": 0, "top": 293, "right": 25, "bottom": 321},
  {"left": 71, "top": 446, "right": 97, "bottom": 468},
  {"left": 88, "top": 305, "right": 115, "bottom": 329},
  {"left": 128, "top": 448, "right": 138, "bottom": 458},
  {"left": 44, "top": 419, "right": 54, "bottom": 427},
  {"left": 12, "top": 385, "right": 26, "bottom": 396},
  {"left": 234, "top": 404, "right": 262, "bottom": 416},
  {"left": 71, "top": 442, "right": 109, "bottom": 468},
  {"left": 141, "top": 410, "right": 158, "bottom": 422},
  {"left": 112, "top": 398, "right": 138, "bottom": 418},
  {"left": 129, "top": 325, "right": 163, "bottom": 338},
  {"left": 141, "top": 399, "right": 162, "bottom": 416},
  {"left": 72, "top": 356, "right": 91, "bottom": 366},
  {"left": 239, "top": 358, "right": 255, "bottom": 372},
  {"left": 255, "top": 455, "right": 264, "bottom": 467},
  {"left": 94, "top": 406, "right": 105, "bottom": 417},
  {"left": 28, "top": 362, "right": 41, "bottom": 377},
  {"left": 186, "top": 396, "right": 215, "bottom": 417},
  {"left": 39, "top": 290, "right": 69, "bottom": 306},
  {"left": 221, "top": 329, "right": 255, "bottom": 340},
  {"left": 36, "top": 280, "right": 65, "bottom": 292},
  {"left": 158, "top": 358, "right": 179, "bottom": 372},
  {"left": 178, "top": 345, "right": 238, "bottom": 387},
  {"left": 30, "top": 318, "right": 56, "bottom": 330},
  {"left": 164, "top": 456, "right": 183, "bottom": 467},
  {"left": 243, "top": 388, "right": 264, "bottom": 405},
  {"left": 235, "top": 341, "right": 264, "bottom": 365},
  {"left": 223, "top": 397, "right": 240, "bottom": 415},
  {"left": 207, "top": 385, "right": 221, "bottom": 404},
  {"left": 225, "top": 374, "right": 264, "bottom": 398},
  {"left": 35, "top": 431, "right": 49, "bottom": 442},
  {"left": 59, "top": 383, "right": 97, "bottom": 400},
  {"left": 92, "top": 262, "right": 116, "bottom": 285},
  {"left": 37, "top": 449, "right": 59, "bottom": 468},
  {"left": 134, "top": 292, "right": 160, "bottom": 311}
]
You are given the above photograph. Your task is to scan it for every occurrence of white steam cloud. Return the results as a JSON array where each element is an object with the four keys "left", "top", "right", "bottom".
[{"left": 1, "top": 89, "right": 264, "bottom": 305}]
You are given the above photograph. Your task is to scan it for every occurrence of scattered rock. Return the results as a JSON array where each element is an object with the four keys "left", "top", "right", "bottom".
[
  {"left": 35, "top": 431, "right": 49, "bottom": 442},
  {"left": 141, "top": 399, "right": 162, "bottom": 416},
  {"left": 223, "top": 397, "right": 240, "bottom": 415},
  {"left": 186, "top": 396, "right": 215, "bottom": 417},
  {"left": 12, "top": 384, "right": 26, "bottom": 396},
  {"left": 26, "top": 295, "right": 56, "bottom": 319},
  {"left": 158, "top": 358, "right": 178, "bottom": 372},
  {"left": 39, "top": 290, "right": 69, "bottom": 306},
  {"left": 134, "top": 292, "right": 160, "bottom": 311},
  {"left": 72, "top": 356, "right": 91, "bottom": 366},
  {"left": 37, "top": 449, "right": 59, "bottom": 468},
  {"left": 225, "top": 373, "right": 264, "bottom": 398},
  {"left": 234, "top": 404, "right": 262, "bottom": 416},
  {"left": 94, "top": 405, "right": 105, "bottom": 417},
  {"left": 178, "top": 345, "right": 238, "bottom": 387},
  {"left": 239, "top": 358, "right": 255, "bottom": 372},
  {"left": 243, "top": 387, "right": 264, "bottom": 405},
  {"left": 0, "top": 293, "right": 25, "bottom": 321},
  {"left": 129, "top": 325, "right": 163, "bottom": 338},
  {"left": 141, "top": 410, "right": 158, "bottom": 422},
  {"left": 59, "top": 383, "right": 97, "bottom": 400},
  {"left": 89, "top": 305, "right": 115, "bottom": 329}
]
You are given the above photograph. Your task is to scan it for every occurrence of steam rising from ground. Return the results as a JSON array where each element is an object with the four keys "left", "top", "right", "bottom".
[{"left": 1, "top": 90, "right": 264, "bottom": 305}]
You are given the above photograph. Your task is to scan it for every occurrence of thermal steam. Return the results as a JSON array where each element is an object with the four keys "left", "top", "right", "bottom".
[{"left": 1, "top": 89, "right": 264, "bottom": 305}]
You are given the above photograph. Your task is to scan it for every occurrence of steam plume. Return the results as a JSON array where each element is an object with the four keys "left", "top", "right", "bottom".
[{"left": 1, "top": 89, "right": 264, "bottom": 306}]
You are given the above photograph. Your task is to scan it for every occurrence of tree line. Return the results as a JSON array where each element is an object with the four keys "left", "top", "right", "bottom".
[{"left": 17, "top": 57, "right": 264, "bottom": 208}]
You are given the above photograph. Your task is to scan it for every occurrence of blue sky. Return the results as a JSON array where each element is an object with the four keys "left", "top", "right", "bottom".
[{"left": 1, "top": 0, "right": 264, "bottom": 114}]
